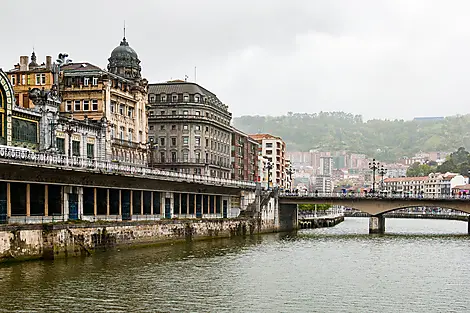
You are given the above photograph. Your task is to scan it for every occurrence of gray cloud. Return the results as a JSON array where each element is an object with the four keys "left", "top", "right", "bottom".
[{"left": 2, "top": 0, "right": 470, "bottom": 120}]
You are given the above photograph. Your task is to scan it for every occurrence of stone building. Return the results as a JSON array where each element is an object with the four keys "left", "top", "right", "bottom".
[
  {"left": 59, "top": 35, "right": 148, "bottom": 165},
  {"left": 231, "top": 127, "right": 259, "bottom": 182},
  {"left": 147, "top": 80, "right": 232, "bottom": 178},
  {"left": 6, "top": 51, "right": 54, "bottom": 108}
]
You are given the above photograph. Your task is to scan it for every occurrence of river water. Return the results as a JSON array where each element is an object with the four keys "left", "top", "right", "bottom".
[{"left": 1, "top": 217, "right": 470, "bottom": 313}]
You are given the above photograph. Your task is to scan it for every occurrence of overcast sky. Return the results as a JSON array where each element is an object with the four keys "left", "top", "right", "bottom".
[{"left": 1, "top": 0, "right": 470, "bottom": 120}]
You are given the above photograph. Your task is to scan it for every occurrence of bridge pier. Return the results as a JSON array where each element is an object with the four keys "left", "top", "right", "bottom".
[{"left": 369, "top": 214, "right": 385, "bottom": 234}]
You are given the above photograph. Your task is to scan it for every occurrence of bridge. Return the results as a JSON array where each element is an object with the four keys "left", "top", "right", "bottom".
[{"left": 279, "top": 194, "right": 470, "bottom": 234}]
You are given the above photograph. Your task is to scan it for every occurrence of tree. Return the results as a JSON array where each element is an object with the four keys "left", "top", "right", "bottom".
[
  {"left": 298, "top": 204, "right": 332, "bottom": 211},
  {"left": 406, "top": 162, "right": 435, "bottom": 177}
]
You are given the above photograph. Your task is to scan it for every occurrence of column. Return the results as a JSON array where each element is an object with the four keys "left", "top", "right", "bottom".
[
  {"left": 130, "top": 190, "right": 133, "bottom": 217},
  {"left": 26, "top": 183, "right": 31, "bottom": 217},
  {"left": 106, "top": 189, "right": 110, "bottom": 216},
  {"left": 369, "top": 214, "right": 385, "bottom": 234},
  {"left": 140, "top": 191, "right": 143, "bottom": 215},
  {"left": 150, "top": 192, "right": 154, "bottom": 215},
  {"left": 6, "top": 183, "right": 11, "bottom": 218},
  {"left": 93, "top": 187, "right": 97, "bottom": 216},
  {"left": 119, "top": 190, "right": 122, "bottom": 216},
  {"left": 44, "top": 185, "right": 49, "bottom": 217}
]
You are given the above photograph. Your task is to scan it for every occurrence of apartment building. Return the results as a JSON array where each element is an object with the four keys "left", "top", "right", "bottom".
[
  {"left": 383, "top": 172, "right": 467, "bottom": 195},
  {"left": 231, "top": 127, "right": 259, "bottom": 182},
  {"left": 249, "top": 134, "right": 287, "bottom": 188}
]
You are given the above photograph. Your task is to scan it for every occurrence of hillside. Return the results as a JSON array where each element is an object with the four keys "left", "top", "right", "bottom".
[{"left": 233, "top": 112, "right": 470, "bottom": 162}]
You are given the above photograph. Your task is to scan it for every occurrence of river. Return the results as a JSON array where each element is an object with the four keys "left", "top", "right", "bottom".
[{"left": 1, "top": 217, "right": 469, "bottom": 312}]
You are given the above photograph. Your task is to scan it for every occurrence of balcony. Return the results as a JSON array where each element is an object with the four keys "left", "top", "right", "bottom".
[
  {"left": 149, "top": 114, "right": 231, "bottom": 130},
  {"left": 152, "top": 158, "right": 232, "bottom": 169},
  {"left": 111, "top": 139, "right": 141, "bottom": 149}
]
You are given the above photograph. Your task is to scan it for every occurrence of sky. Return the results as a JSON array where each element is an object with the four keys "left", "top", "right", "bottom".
[{"left": 1, "top": 0, "right": 470, "bottom": 120}]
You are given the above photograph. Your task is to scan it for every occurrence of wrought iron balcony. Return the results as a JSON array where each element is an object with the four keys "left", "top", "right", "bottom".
[{"left": 111, "top": 139, "right": 141, "bottom": 149}]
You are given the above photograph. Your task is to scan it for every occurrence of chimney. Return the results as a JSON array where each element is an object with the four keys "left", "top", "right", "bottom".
[
  {"left": 46, "top": 56, "right": 52, "bottom": 70},
  {"left": 19, "top": 56, "right": 29, "bottom": 71}
]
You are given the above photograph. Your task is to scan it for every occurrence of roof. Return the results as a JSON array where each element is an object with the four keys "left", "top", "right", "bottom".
[
  {"left": 453, "top": 184, "right": 470, "bottom": 190},
  {"left": 148, "top": 81, "right": 218, "bottom": 100},
  {"left": 61, "top": 63, "right": 103, "bottom": 72},
  {"left": 384, "top": 176, "right": 428, "bottom": 182},
  {"left": 249, "top": 133, "right": 284, "bottom": 142}
]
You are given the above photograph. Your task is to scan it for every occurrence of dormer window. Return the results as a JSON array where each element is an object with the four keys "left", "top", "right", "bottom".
[
  {"left": 194, "top": 95, "right": 200, "bottom": 103},
  {"left": 149, "top": 95, "right": 155, "bottom": 103},
  {"left": 92, "top": 77, "right": 98, "bottom": 86},
  {"left": 183, "top": 95, "right": 189, "bottom": 102},
  {"left": 172, "top": 95, "right": 178, "bottom": 102},
  {"left": 160, "top": 94, "right": 167, "bottom": 102},
  {"left": 84, "top": 77, "right": 89, "bottom": 86}
]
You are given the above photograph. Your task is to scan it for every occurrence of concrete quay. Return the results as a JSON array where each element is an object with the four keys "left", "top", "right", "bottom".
[
  {"left": 0, "top": 218, "right": 278, "bottom": 263},
  {"left": 298, "top": 214, "right": 344, "bottom": 229}
]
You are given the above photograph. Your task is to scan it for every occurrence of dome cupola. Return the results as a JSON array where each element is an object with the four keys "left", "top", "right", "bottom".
[{"left": 107, "top": 33, "right": 141, "bottom": 80}]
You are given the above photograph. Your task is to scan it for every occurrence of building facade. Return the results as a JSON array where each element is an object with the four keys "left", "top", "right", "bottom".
[
  {"left": 6, "top": 51, "right": 54, "bottom": 108},
  {"left": 147, "top": 80, "right": 232, "bottom": 178},
  {"left": 59, "top": 36, "right": 148, "bottom": 164},
  {"left": 250, "top": 134, "right": 287, "bottom": 188},
  {"left": 231, "top": 127, "right": 258, "bottom": 182}
]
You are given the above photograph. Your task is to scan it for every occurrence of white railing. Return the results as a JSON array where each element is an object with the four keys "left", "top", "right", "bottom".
[
  {"left": 280, "top": 191, "right": 470, "bottom": 201},
  {"left": 0, "top": 146, "right": 256, "bottom": 189}
]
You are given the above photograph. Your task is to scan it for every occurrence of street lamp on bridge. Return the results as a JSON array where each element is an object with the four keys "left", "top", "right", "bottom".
[
  {"left": 378, "top": 165, "right": 387, "bottom": 191},
  {"left": 266, "top": 161, "right": 273, "bottom": 190},
  {"left": 369, "top": 158, "right": 379, "bottom": 194},
  {"left": 286, "top": 166, "right": 294, "bottom": 193}
]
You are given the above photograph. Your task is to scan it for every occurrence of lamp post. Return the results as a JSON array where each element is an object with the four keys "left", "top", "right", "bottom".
[
  {"left": 286, "top": 166, "right": 294, "bottom": 193},
  {"left": 378, "top": 165, "right": 387, "bottom": 192},
  {"left": 369, "top": 158, "right": 379, "bottom": 195},
  {"left": 146, "top": 138, "right": 157, "bottom": 168},
  {"left": 266, "top": 161, "right": 273, "bottom": 190}
]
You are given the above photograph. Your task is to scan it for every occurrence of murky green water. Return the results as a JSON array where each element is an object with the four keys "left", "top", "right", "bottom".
[{"left": 1, "top": 218, "right": 469, "bottom": 312}]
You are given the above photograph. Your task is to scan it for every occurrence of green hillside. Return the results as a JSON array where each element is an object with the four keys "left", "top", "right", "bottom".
[{"left": 233, "top": 112, "right": 470, "bottom": 162}]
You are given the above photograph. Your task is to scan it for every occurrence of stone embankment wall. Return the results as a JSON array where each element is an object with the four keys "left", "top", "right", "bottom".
[
  {"left": 298, "top": 216, "right": 344, "bottom": 229},
  {"left": 0, "top": 218, "right": 271, "bottom": 263}
]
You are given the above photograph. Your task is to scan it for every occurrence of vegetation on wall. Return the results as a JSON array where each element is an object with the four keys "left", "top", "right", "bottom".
[
  {"left": 233, "top": 112, "right": 470, "bottom": 162},
  {"left": 406, "top": 147, "right": 470, "bottom": 177}
]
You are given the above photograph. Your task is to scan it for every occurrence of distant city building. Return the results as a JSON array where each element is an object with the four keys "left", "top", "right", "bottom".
[
  {"left": 250, "top": 134, "right": 287, "bottom": 188},
  {"left": 315, "top": 156, "right": 333, "bottom": 193},
  {"left": 383, "top": 172, "right": 467, "bottom": 196},
  {"left": 147, "top": 80, "right": 232, "bottom": 178}
]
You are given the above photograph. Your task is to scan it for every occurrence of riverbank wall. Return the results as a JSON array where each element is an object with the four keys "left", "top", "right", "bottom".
[
  {"left": 0, "top": 218, "right": 275, "bottom": 263},
  {"left": 298, "top": 215, "right": 344, "bottom": 229}
]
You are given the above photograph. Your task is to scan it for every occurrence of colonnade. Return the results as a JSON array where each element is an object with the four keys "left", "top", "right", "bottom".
[{"left": 0, "top": 181, "right": 231, "bottom": 224}]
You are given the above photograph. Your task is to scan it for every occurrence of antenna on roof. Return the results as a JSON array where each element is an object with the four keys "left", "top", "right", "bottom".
[
  {"left": 194, "top": 66, "right": 197, "bottom": 82},
  {"left": 184, "top": 75, "right": 188, "bottom": 82},
  {"left": 123, "top": 20, "right": 126, "bottom": 39}
]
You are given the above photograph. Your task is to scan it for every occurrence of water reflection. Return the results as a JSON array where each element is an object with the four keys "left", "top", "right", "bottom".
[{"left": 0, "top": 218, "right": 470, "bottom": 312}]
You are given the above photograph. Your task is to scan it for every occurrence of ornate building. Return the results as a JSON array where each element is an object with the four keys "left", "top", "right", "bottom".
[
  {"left": 6, "top": 51, "right": 54, "bottom": 108},
  {"left": 59, "top": 35, "right": 148, "bottom": 164},
  {"left": 147, "top": 80, "right": 232, "bottom": 178}
]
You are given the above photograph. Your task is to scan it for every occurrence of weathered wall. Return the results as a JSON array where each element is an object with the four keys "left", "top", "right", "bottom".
[
  {"left": 0, "top": 218, "right": 274, "bottom": 263},
  {"left": 278, "top": 203, "right": 298, "bottom": 231}
]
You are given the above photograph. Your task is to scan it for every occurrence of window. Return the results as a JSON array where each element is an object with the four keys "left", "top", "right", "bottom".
[
  {"left": 183, "top": 125, "right": 188, "bottom": 130},
  {"left": 149, "top": 125, "right": 154, "bottom": 130},
  {"left": 160, "top": 110, "right": 165, "bottom": 115},
  {"left": 205, "top": 138, "right": 209, "bottom": 146},
  {"left": 66, "top": 101, "right": 72, "bottom": 111},
  {"left": 92, "top": 100, "right": 98, "bottom": 111},
  {"left": 57, "top": 138, "right": 65, "bottom": 154},
  {"left": 128, "top": 107, "right": 134, "bottom": 118},
  {"left": 161, "top": 94, "right": 167, "bottom": 102},
  {"left": 195, "top": 137, "right": 201, "bottom": 146},
  {"left": 83, "top": 100, "right": 89, "bottom": 111},
  {"left": 10, "top": 75, "right": 16, "bottom": 86},
  {"left": 171, "top": 152, "right": 177, "bottom": 161},
  {"left": 128, "top": 129, "right": 133, "bottom": 142},
  {"left": 171, "top": 138, "right": 177, "bottom": 146},
  {"left": 21, "top": 75, "right": 25, "bottom": 85},
  {"left": 194, "top": 96, "right": 200, "bottom": 103},
  {"left": 119, "top": 127, "right": 124, "bottom": 141},
  {"left": 195, "top": 152, "right": 201, "bottom": 162},
  {"left": 84, "top": 77, "right": 89, "bottom": 86},
  {"left": 266, "top": 143, "right": 273, "bottom": 148},
  {"left": 195, "top": 111, "right": 200, "bottom": 116},
  {"left": 205, "top": 126, "right": 209, "bottom": 132},
  {"left": 183, "top": 95, "right": 189, "bottom": 102},
  {"left": 172, "top": 110, "right": 177, "bottom": 115},
  {"left": 183, "top": 136, "right": 189, "bottom": 145},
  {"left": 35, "top": 73, "right": 45, "bottom": 85},
  {"left": 92, "top": 77, "right": 98, "bottom": 86},
  {"left": 160, "top": 125, "right": 165, "bottom": 130},
  {"left": 171, "top": 125, "right": 176, "bottom": 130},
  {"left": 160, "top": 152, "right": 165, "bottom": 162},
  {"left": 172, "top": 95, "right": 178, "bottom": 102},
  {"left": 74, "top": 100, "right": 81, "bottom": 111},
  {"left": 138, "top": 131, "right": 142, "bottom": 143},
  {"left": 111, "top": 126, "right": 115, "bottom": 138},
  {"left": 183, "top": 151, "right": 189, "bottom": 162},
  {"left": 111, "top": 101, "right": 115, "bottom": 113},
  {"left": 183, "top": 110, "right": 188, "bottom": 115},
  {"left": 120, "top": 104, "right": 125, "bottom": 115},
  {"left": 72, "top": 140, "right": 80, "bottom": 157},
  {"left": 195, "top": 125, "right": 200, "bottom": 131},
  {"left": 87, "top": 143, "right": 94, "bottom": 159},
  {"left": 149, "top": 95, "right": 155, "bottom": 102},
  {"left": 160, "top": 137, "right": 165, "bottom": 146}
]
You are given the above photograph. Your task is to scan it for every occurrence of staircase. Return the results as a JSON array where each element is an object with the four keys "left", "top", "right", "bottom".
[{"left": 238, "top": 189, "right": 277, "bottom": 218}]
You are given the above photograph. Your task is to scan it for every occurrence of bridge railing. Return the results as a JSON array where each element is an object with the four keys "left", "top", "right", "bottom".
[
  {"left": 280, "top": 191, "right": 470, "bottom": 201},
  {"left": 0, "top": 146, "right": 256, "bottom": 189}
]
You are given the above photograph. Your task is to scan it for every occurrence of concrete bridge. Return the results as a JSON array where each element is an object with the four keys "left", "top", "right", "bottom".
[{"left": 279, "top": 195, "right": 470, "bottom": 234}]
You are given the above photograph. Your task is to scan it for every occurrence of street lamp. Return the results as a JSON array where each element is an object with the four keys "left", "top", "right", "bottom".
[
  {"left": 146, "top": 138, "right": 157, "bottom": 168},
  {"left": 378, "top": 165, "right": 387, "bottom": 192},
  {"left": 286, "top": 166, "right": 294, "bottom": 193},
  {"left": 266, "top": 161, "right": 273, "bottom": 190},
  {"left": 369, "top": 158, "right": 379, "bottom": 195}
]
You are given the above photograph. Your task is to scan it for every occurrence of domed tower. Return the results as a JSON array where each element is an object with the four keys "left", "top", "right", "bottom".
[{"left": 107, "top": 34, "right": 141, "bottom": 81}]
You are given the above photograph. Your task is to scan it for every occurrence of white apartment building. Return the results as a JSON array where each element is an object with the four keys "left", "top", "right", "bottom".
[
  {"left": 250, "top": 134, "right": 287, "bottom": 188},
  {"left": 383, "top": 172, "right": 467, "bottom": 196}
]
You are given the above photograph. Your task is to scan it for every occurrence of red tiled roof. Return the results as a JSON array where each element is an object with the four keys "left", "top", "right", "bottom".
[{"left": 384, "top": 176, "right": 428, "bottom": 182}]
